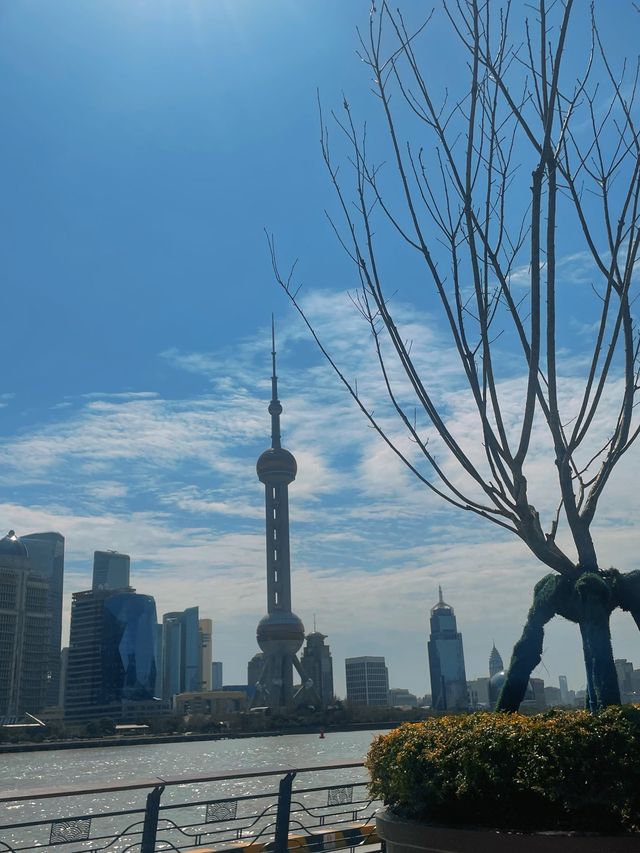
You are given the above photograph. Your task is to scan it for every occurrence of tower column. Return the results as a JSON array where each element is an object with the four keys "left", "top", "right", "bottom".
[{"left": 254, "top": 322, "right": 305, "bottom": 709}]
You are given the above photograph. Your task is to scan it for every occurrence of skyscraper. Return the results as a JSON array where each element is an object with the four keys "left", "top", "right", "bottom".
[
  {"left": 0, "top": 531, "right": 51, "bottom": 717},
  {"left": 301, "top": 631, "right": 334, "bottom": 707},
  {"left": 253, "top": 323, "right": 306, "bottom": 709},
  {"left": 211, "top": 661, "right": 223, "bottom": 690},
  {"left": 161, "top": 607, "right": 201, "bottom": 699},
  {"left": 199, "top": 618, "right": 213, "bottom": 690},
  {"left": 489, "top": 643, "right": 504, "bottom": 678},
  {"left": 92, "top": 550, "right": 130, "bottom": 591},
  {"left": 559, "top": 674, "right": 569, "bottom": 705},
  {"left": 21, "top": 531, "right": 65, "bottom": 707},
  {"left": 345, "top": 657, "right": 389, "bottom": 706},
  {"left": 427, "top": 587, "right": 468, "bottom": 711},
  {"left": 64, "top": 586, "right": 158, "bottom": 721}
]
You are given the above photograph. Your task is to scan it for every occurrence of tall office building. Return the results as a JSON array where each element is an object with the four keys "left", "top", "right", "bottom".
[
  {"left": 252, "top": 324, "right": 306, "bottom": 709},
  {"left": 199, "top": 618, "right": 213, "bottom": 690},
  {"left": 21, "top": 531, "right": 65, "bottom": 707},
  {"left": 211, "top": 661, "right": 223, "bottom": 691},
  {"left": 345, "top": 656, "right": 389, "bottom": 706},
  {"left": 161, "top": 607, "right": 201, "bottom": 699},
  {"left": 301, "top": 631, "right": 334, "bottom": 707},
  {"left": 0, "top": 531, "right": 51, "bottom": 717},
  {"left": 65, "top": 587, "right": 158, "bottom": 721},
  {"left": 154, "top": 623, "right": 163, "bottom": 697},
  {"left": 92, "top": 550, "right": 130, "bottom": 591},
  {"left": 489, "top": 643, "right": 504, "bottom": 678},
  {"left": 427, "top": 588, "right": 468, "bottom": 711},
  {"left": 558, "top": 675, "right": 569, "bottom": 705}
]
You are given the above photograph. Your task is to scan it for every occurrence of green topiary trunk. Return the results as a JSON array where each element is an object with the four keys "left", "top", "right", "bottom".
[{"left": 497, "top": 570, "right": 629, "bottom": 713}]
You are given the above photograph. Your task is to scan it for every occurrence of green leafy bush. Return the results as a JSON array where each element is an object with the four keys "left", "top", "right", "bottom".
[{"left": 366, "top": 707, "right": 640, "bottom": 832}]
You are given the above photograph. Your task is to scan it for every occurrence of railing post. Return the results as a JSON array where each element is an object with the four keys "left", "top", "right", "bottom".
[
  {"left": 141, "top": 784, "right": 165, "bottom": 853},
  {"left": 274, "top": 771, "right": 296, "bottom": 853}
]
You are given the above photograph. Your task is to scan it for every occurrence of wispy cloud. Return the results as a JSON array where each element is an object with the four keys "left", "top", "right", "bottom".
[{"left": 1, "top": 295, "right": 638, "bottom": 696}]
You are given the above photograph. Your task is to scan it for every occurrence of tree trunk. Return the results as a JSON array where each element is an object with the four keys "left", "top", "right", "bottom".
[
  {"left": 496, "top": 575, "right": 559, "bottom": 712},
  {"left": 577, "top": 573, "right": 620, "bottom": 710}
]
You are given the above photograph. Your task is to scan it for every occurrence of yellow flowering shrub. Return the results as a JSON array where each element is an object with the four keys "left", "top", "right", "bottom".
[{"left": 366, "top": 706, "right": 640, "bottom": 832}]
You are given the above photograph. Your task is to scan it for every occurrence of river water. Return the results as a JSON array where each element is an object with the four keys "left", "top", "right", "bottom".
[{"left": 1, "top": 730, "right": 384, "bottom": 850}]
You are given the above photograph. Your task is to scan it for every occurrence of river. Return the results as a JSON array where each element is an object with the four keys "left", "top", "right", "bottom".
[{"left": 0, "top": 730, "right": 384, "bottom": 849}]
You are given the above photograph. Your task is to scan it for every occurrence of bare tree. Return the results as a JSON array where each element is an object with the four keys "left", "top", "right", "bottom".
[{"left": 271, "top": 0, "right": 640, "bottom": 711}]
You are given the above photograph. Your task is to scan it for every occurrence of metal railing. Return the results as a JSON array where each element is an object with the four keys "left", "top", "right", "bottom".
[{"left": 0, "top": 759, "right": 382, "bottom": 853}]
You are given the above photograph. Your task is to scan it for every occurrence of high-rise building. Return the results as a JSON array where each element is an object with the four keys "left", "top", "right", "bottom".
[
  {"left": 558, "top": 675, "right": 569, "bottom": 705},
  {"left": 252, "top": 324, "right": 306, "bottom": 709},
  {"left": 301, "top": 631, "right": 334, "bottom": 707},
  {"left": 345, "top": 656, "right": 389, "bottom": 706},
  {"left": 212, "top": 661, "right": 223, "bottom": 690},
  {"left": 0, "top": 531, "right": 51, "bottom": 717},
  {"left": 92, "top": 550, "right": 130, "bottom": 591},
  {"left": 154, "top": 623, "right": 163, "bottom": 697},
  {"left": 199, "top": 618, "right": 213, "bottom": 690},
  {"left": 21, "top": 531, "right": 65, "bottom": 707},
  {"left": 489, "top": 643, "right": 504, "bottom": 678},
  {"left": 64, "top": 587, "right": 158, "bottom": 721},
  {"left": 161, "top": 607, "right": 201, "bottom": 699},
  {"left": 247, "top": 652, "right": 264, "bottom": 689},
  {"left": 427, "top": 588, "right": 468, "bottom": 711}
]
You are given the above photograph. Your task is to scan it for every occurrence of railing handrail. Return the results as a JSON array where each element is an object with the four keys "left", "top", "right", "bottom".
[{"left": 0, "top": 758, "right": 366, "bottom": 804}]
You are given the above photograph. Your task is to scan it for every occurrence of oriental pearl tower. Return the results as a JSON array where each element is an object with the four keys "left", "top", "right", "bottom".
[{"left": 253, "top": 321, "right": 306, "bottom": 709}]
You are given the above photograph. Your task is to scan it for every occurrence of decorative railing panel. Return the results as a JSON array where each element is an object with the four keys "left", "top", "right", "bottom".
[{"left": 0, "top": 759, "right": 382, "bottom": 853}]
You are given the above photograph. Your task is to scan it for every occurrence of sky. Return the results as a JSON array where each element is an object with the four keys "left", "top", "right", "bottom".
[{"left": 1, "top": 0, "right": 639, "bottom": 699}]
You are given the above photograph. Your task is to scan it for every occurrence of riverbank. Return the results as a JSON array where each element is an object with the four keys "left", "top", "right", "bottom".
[{"left": 0, "top": 720, "right": 400, "bottom": 754}]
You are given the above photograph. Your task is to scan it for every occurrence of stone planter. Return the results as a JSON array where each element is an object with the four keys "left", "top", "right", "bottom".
[{"left": 376, "top": 808, "right": 640, "bottom": 853}]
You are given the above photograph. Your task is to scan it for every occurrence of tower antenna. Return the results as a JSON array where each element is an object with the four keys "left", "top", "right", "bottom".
[{"left": 269, "top": 314, "right": 282, "bottom": 449}]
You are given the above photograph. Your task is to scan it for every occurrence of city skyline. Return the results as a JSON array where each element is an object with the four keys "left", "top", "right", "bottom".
[{"left": 1, "top": 2, "right": 639, "bottom": 698}]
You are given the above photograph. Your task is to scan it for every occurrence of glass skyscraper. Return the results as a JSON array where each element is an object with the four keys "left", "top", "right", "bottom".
[
  {"left": 161, "top": 606, "right": 201, "bottom": 699},
  {"left": 65, "top": 587, "right": 157, "bottom": 721},
  {"left": 427, "top": 587, "right": 468, "bottom": 711},
  {"left": 92, "top": 550, "right": 130, "bottom": 591},
  {"left": 21, "top": 531, "right": 65, "bottom": 707}
]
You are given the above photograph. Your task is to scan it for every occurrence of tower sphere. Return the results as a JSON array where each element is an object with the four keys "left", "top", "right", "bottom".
[
  {"left": 257, "top": 611, "right": 305, "bottom": 655},
  {"left": 256, "top": 447, "right": 297, "bottom": 484}
]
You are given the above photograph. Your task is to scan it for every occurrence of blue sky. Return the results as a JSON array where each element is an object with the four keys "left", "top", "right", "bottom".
[{"left": 1, "top": 0, "right": 639, "bottom": 698}]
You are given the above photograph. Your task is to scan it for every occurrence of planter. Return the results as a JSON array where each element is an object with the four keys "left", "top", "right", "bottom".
[{"left": 376, "top": 808, "right": 640, "bottom": 853}]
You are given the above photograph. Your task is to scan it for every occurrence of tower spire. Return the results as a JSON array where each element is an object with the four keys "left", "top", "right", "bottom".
[
  {"left": 269, "top": 315, "right": 282, "bottom": 450},
  {"left": 438, "top": 585, "right": 444, "bottom": 605}
]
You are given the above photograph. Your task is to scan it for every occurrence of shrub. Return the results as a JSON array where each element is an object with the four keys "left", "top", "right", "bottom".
[{"left": 366, "top": 707, "right": 640, "bottom": 832}]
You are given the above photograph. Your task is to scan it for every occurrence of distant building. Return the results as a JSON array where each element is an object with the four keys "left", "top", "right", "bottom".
[
  {"left": 558, "top": 675, "right": 569, "bottom": 704},
  {"left": 489, "top": 644, "right": 503, "bottom": 678},
  {"left": 388, "top": 688, "right": 418, "bottom": 708},
  {"left": 526, "top": 677, "right": 546, "bottom": 713},
  {"left": 21, "top": 531, "right": 65, "bottom": 707},
  {"left": 65, "top": 587, "right": 158, "bottom": 722},
  {"left": 427, "top": 588, "right": 468, "bottom": 711},
  {"left": 544, "top": 685, "right": 562, "bottom": 707},
  {"left": 301, "top": 631, "right": 334, "bottom": 707},
  {"left": 345, "top": 656, "right": 389, "bottom": 706},
  {"left": 247, "top": 652, "right": 264, "bottom": 689},
  {"left": 174, "top": 690, "right": 247, "bottom": 717},
  {"left": 92, "top": 550, "right": 130, "bottom": 591},
  {"left": 162, "top": 607, "right": 201, "bottom": 699},
  {"left": 200, "top": 618, "right": 213, "bottom": 690},
  {"left": 212, "top": 661, "right": 223, "bottom": 691},
  {"left": 467, "top": 676, "right": 490, "bottom": 709},
  {"left": 59, "top": 647, "right": 69, "bottom": 707},
  {"left": 0, "top": 531, "right": 51, "bottom": 717},
  {"left": 615, "top": 658, "right": 635, "bottom": 701}
]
